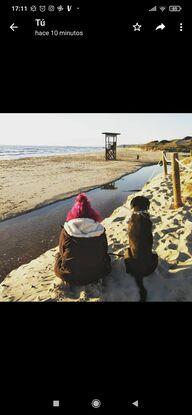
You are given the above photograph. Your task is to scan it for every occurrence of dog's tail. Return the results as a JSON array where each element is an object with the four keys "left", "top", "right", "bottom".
[{"left": 135, "top": 275, "right": 147, "bottom": 302}]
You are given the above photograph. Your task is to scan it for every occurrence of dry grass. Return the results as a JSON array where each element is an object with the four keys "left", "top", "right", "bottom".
[{"left": 179, "top": 157, "right": 192, "bottom": 202}]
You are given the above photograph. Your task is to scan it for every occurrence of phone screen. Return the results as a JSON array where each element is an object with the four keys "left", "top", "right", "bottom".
[{"left": 0, "top": 1, "right": 191, "bottom": 412}]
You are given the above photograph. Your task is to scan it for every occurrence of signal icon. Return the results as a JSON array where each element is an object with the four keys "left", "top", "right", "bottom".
[
  {"left": 149, "top": 6, "right": 157, "bottom": 12},
  {"left": 160, "top": 6, "right": 166, "bottom": 12}
]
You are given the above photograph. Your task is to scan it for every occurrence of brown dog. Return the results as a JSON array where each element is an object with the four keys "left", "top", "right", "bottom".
[{"left": 124, "top": 196, "right": 158, "bottom": 301}]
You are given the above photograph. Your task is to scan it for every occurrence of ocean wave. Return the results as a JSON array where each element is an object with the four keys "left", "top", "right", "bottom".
[{"left": 0, "top": 145, "right": 103, "bottom": 160}]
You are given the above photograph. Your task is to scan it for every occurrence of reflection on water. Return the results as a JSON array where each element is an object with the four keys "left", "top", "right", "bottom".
[
  {"left": 101, "top": 182, "right": 117, "bottom": 190},
  {"left": 0, "top": 164, "right": 163, "bottom": 281}
]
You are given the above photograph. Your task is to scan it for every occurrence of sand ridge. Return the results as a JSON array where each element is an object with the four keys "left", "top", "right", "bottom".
[{"left": 1, "top": 161, "right": 192, "bottom": 302}]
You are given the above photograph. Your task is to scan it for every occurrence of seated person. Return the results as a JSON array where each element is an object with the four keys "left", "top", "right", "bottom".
[{"left": 54, "top": 193, "right": 111, "bottom": 285}]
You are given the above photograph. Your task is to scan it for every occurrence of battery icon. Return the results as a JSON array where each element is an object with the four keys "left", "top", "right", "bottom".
[{"left": 169, "top": 5, "right": 182, "bottom": 12}]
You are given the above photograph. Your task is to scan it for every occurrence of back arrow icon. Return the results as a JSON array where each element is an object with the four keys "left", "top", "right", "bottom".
[
  {"left": 10, "top": 23, "right": 19, "bottom": 31},
  {"left": 155, "top": 23, "right": 165, "bottom": 30}
]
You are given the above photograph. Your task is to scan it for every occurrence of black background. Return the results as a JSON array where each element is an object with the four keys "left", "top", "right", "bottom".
[
  {"left": 3, "top": 0, "right": 188, "bottom": 113},
  {"left": 1, "top": 1, "right": 192, "bottom": 412}
]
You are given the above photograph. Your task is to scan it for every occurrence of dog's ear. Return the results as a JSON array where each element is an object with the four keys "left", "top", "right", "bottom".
[
  {"left": 130, "top": 199, "right": 133, "bottom": 208},
  {"left": 146, "top": 199, "right": 150, "bottom": 209},
  {"left": 130, "top": 197, "right": 135, "bottom": 208}
]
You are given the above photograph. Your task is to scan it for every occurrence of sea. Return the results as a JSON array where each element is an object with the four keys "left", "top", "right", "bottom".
[{"left": 0, "top": 145, "right": 103, "bottom": 160}]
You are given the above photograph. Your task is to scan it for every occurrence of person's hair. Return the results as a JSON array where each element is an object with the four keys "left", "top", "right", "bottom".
[{"left": 66, "top": 193, "right": 102, "bottom": 222}]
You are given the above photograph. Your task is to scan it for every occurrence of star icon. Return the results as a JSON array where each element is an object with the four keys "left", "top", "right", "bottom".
[{"left": 133, "top": 22, "right": 142, "bottom": 31}]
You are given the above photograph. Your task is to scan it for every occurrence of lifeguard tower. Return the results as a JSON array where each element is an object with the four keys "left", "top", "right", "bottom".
[{"left": 102, "top": 132, "right": 121, "bottom": 160}]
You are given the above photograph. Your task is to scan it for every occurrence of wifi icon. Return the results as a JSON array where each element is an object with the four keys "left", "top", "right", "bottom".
[{"left": 160, "top": 6, "right": 166, "bottom": 12}]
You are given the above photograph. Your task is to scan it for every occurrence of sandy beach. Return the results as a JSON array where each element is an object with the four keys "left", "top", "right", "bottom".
[
  {"left": 0, "top": 148, "right": 161, "bottom": 221},
  {"left": 1, "top": 155, "right": 192, "bottom": 302}
]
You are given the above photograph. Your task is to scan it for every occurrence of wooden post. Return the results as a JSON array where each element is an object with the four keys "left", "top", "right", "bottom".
[
  {"left": 171, "top": 152, "right": 183, "bottom": 208},
  {"left": 162, "top": 151, "right": 167, "bottom": 177},
  {"left": 105, "top": 136, "right": 108, "bottom": 160}
]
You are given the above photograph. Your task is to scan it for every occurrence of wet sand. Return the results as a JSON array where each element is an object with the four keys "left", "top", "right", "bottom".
[{"left": 0, "top": 149, "right": 161, "bottom": 221}]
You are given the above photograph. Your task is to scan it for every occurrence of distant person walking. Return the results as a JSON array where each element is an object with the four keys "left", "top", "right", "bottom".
[{"left": 54, "top": 193, "right": 111, "bottom": 285}]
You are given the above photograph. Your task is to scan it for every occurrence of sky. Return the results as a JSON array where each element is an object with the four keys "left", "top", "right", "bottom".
[{"left": 0, "top": 113, "right": 191, "bottom": 147}]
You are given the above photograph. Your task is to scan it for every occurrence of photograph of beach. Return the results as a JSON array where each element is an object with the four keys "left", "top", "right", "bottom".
[{"left": 1, "top": 113, "right": 192, "bottom": 302}]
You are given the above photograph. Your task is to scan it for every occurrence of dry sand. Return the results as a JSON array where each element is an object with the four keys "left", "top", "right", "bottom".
[
  {"left": 1, "top": 155, "right": 192, "bottom": 302},
  {"left": 0, "top": 149, "right": 161, "bottom": 221}
]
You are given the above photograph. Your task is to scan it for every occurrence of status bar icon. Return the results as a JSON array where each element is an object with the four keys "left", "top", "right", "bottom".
[
  {"left": 39, "top": 6, "right": 46, "bottom": 12},
  {"left": 30, "top": 5, "right": 37, "bottom": 12},
  {"left": 48, "top": 5, "right": 55, "bottom": 12},
  {"left": 149, "top": 6, "right": 157, "bottom": 12},
  {"left": 169, "top": 5, "right": 182, "bottom": 12},
  {"left": 57, "top": 5, "right": 64, "bottom": 12}
]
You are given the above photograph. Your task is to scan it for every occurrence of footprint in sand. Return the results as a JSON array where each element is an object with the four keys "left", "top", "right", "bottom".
[
  {"left": 172, "top": 219, "right": 179, "bottom": 225},
  {"left": 112, "top": 216, "right": 126, "bottom": 223},
  {"left": 153, "top": 200, "right": 161, "bottom": 207},
  {"left": 186, "top": 241, "right": 192, "bottom": 255},
  {"left": 152, "top": 217, "right": 161, "bottom": 224},
  {"left": 161, "top": 189, "right": 169, "bottom": 194},
  {"left": 113, "top": 243, "right": 124, "bottom": 250},
  {"left": 162, "top": 227, "right": 179, "bottom": 235},
  {"left": 153, "top": 233, "right": 161, "bottom": 241},
  {"left": 167, "top": 243, "right": 178, "bottom": 250},
  {"left": 177, "top": 252, "right": 192, "bottom": 262}
]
